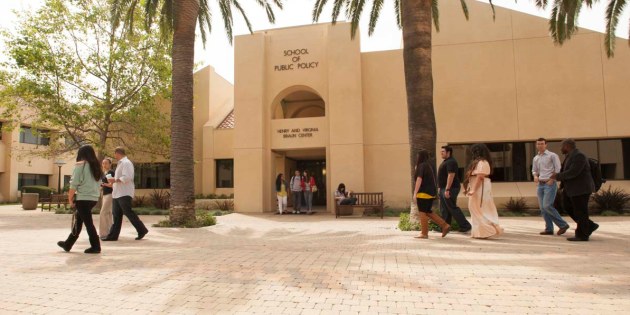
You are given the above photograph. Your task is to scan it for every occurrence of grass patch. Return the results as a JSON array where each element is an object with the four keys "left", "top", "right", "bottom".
[{"left": 154, "top": 211, "right": 217, "bottom": 228}]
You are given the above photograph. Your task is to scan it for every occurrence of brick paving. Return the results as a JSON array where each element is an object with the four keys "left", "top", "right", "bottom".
[{"left": 0, "top": 204, "right": 629, "bottom": 314}]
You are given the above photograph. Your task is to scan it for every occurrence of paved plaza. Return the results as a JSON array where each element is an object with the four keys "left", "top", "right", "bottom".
[{"left": 0, "top": 205, "right": 629, "bottom": 314}]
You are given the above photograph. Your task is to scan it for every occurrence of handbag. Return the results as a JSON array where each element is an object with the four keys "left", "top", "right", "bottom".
[{"left": 312, "top": 184, "right": 318, "bottom": 192}]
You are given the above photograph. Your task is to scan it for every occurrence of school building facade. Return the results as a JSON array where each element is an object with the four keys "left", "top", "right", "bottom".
[{"left": 2, "top": 1, "right": 630, "bottom": 212}]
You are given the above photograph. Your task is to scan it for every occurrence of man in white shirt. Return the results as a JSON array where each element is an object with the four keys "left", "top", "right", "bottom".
[
  {"left": 532, "top": 138, "right": 569, "bottom": 236},
  {"left": 103, "top": 147, "right": 148, "bottom": 241}
]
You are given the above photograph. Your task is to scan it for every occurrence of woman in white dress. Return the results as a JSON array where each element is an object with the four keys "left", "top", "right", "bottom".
[{"left": 464, "top": 144, "right": 504, "bottom": 239}]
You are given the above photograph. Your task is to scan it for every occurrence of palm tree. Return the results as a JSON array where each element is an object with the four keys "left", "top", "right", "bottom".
[
  {"left": 111, "top": 0, "right": 283, "bottom": 225},
  {"left": 533, "top": 0, "right": 629, "bottom": 57},
  {"left": 312, "top": 0, "right": 494, "bottom": 187}
]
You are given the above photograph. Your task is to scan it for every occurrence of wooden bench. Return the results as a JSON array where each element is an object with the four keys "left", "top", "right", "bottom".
[
  {"left": 335, "top": 192, "right": 384, "bottom": 218},
  {"left": 41, "top": 194, "right": 70, "bottom": 211}
]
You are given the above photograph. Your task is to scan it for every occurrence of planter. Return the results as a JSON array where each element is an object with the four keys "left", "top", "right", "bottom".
[{"left": 22, "top": 193, "right": 39, "bottom": 210}]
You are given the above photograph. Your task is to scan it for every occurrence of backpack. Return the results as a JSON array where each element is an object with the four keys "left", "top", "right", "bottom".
[{"left": 588, "top": 158, "right": 606, "bottom": 192}]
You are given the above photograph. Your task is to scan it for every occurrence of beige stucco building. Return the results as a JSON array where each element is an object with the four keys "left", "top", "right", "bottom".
[{"left": 3, "top": 1, "right": 630, "bottom": 211}]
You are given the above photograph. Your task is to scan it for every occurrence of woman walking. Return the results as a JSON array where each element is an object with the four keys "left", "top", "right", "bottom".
[
  {"left": 99, "top": 158, "right": 114, "bottom": 238},
  {"left": 464, "top": 143, "right": 504, "bottom": 239},
  {"left": 57, "top": 145, "right": 103, "bottom": 254},
  {"left": 275, "top": 173, "right": 288, "bottom": 214},
  {"left": 303, "top": 170, "right": 316, "bottom": 214},
  {"left": 412, "top": 149, "right": 450, "bottom": 239}
]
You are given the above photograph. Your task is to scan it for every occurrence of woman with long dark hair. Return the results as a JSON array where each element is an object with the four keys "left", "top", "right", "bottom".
[
  {"left": 57, "top": 145, "right": 103, "bottom": 253},
  {"left": 464, "top": 143, "right": 504, "bottom": 239},
  {"left": 275, "top": 173, "right": 288, "bottom": 214},
  {"left": 412, "top": 149, "right": 450, "bottom": 239}
]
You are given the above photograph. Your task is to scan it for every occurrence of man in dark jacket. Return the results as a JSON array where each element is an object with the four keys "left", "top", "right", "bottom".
[{"left": 555, "top": 139, "right": 599, "bottom": 241}]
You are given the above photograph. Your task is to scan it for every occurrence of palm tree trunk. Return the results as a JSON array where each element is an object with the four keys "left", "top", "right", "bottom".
[
  {"left": 401, "top": 0, "right": 436, "bottom": 190},
  {"left": 169, "top": 0, "right": 198, "bottom": 225}
]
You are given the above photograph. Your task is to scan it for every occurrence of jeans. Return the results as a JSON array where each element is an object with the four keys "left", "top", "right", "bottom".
[
  {"left": 439, "top": 188, "right": 472, "bottom": 230},
  {"left": 292, "top": 191, "right": 302, "bottom": 211},
  {"left": 563, "top": 193, "right": 596, "bottom": 240},
  {"left": 107, "top": 196, "right": 148, "bottom": 240},
  {"left": 64, "top": 200, "right": 100, "bottom": 251},
  {"left": 537, "top": 183, "right": 569, "bottom": 232},
  {"left": 304, "top": 190, "right": 313, "bottom": 212},
  {"left": 277, "top": 195, "right": 287, "bottom": 213}
]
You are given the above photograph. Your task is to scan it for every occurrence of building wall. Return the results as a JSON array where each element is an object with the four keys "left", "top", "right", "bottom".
[{"left": 431, "top": 0, "right": 630, "bottom": 207}]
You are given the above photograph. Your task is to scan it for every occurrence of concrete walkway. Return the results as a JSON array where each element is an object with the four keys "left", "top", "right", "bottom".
[{"left": 0, "top": 205, "right": 629, "bottom": 314}]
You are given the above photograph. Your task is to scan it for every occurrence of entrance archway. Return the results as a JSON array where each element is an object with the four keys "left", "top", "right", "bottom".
[{"left": 272, "top": 86, "right": 325, "bottom": 119}]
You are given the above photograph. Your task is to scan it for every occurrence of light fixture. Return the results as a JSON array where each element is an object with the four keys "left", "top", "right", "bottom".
[{"left": 53, "top": 159, "right": 66, "bottom": 194}]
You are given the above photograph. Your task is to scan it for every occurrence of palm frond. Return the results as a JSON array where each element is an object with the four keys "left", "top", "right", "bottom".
[
  {"left": 394, "top": 0, "right": 401, "bottom": 29},
  {"left": 331, "top": 0, "right": 347, "bottom": 24},
  {"left": 231, "top": 0, "right": 254, "bottom": 36},
  {"left": 488, "top": 0, "right": 496, "bottom": 21},
  {"left": 348, "top": 0, "right": 367, "bottom": 38},
  {"left": 218, "top": 0, "right": 234, "bottom": 44},
  {"left": 198, "top": 0, "right": 212, "bottom": 45},
  {"left": 159, "top": 0, "right": 174, "bottom": 42},
  {"left": 432, "top": 0, "right": 439, "bottom": 32},
  {"left": 144, "top": 0, "right": 160, "bottom": 31},
  {"left": 534, "top": 0, "right": 549, "bottom": 9},
  {"left": 460, "top": 0, "right": 469, "bottom": 20},
  {"left": 368, "top": 0, "right": 384, "bottom": 35},
  {"left": 110, "top": 0, "right": 140, "bottom": 34},
  {"left": 312, "top": 0, "right": 330, "bottom": 22},
  {"left": 604, "top": 0, "right": 627, "bottom": 57}
]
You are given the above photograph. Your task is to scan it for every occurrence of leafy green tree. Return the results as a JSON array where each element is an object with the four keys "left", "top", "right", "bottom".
[
  {"left": 0, "top": 0, "right": 172, "bottom": 159},
  {"left": 111, "top": 0, "right": 283, "bottom": 224},
  {"left": 312, "top": 0, "right": 494, "bottom": 188},
  {"left": 533, "top": 0, "right": 629, "bottom": 57}
]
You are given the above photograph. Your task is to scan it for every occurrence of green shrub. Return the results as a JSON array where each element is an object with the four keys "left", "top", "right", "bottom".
[
  {"left": 194, "top": 194, "right": 205, "bottom": 199},
  {"left": 154, "top": 212, "right": 216, "bottom": 228},
  {"left": 592, "top": 186, "right": 630, "bottom": 213},
  {"left": 503, "top": 197, "right": 528, "bottom": 213},
  {"left": 217, "top": 194, "right": 229, "bottom": 199},
  {"left": 205, "top": 193, "right": 217, "bottom": 199},
  {"left": 213, "top": 199, "right": 234, "bottom": 211},
  {"left": 398, "top": 213, "right": 420, "bottom": 231},
  {"left": 601, "top": 210, "right": 620, "bottom": 216},
  {"left": 132, "top": 196, "right": 147, "bottom": 207},
  {"left": 21, "top": 185, "right": 55, "bottom": 197},
  {"left": 149, "top": 189, "right": 170, "bottom": 209},
  {"left": 55, "top": 208, "right": 73, "bottom": 214}
]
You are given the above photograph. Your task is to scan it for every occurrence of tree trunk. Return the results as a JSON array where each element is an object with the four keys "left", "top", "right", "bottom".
[
  {"left": 169, "top": 0, "right": 198, "bottom": 225},
  {"left": 401, "top": 0, "right": 436, "bottom": 191}
]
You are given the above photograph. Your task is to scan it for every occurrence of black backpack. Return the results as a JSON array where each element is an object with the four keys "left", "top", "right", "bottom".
[{"left": 588, "top": 158, "right": 606, "bottom": 192}]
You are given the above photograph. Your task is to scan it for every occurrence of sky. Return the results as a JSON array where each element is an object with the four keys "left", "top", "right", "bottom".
[{"left": 1, "top": 0, "right": 628, "bottom": 83}]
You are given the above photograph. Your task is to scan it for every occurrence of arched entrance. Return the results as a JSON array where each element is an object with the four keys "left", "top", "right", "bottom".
[{"left": 272, "top": 86, "right": 325, "bottom": 119}]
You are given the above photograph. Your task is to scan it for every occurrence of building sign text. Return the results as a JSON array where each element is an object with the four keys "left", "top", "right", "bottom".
[
  {"left": 276, "top": 127, "right": 319, "bottom": 138},
  {"left": 274, "top": 49, "right": 319, "bottom": 72}
]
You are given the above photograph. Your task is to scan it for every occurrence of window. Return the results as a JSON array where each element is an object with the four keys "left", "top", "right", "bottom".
[
  {"left": 449, "top": 138, "right": 630, "bottom": 182},
  {"left": 19, "top": 126, "right": 50, "bottom": 145},
  {"left": 18, "top": 174, "right": 50, "bottom": 190},
  {"left": 134, "top": 163, "right": 170, "bottom": 189},
  {"left": 216, "top": 159, "right": 234, "bottom": 188}
]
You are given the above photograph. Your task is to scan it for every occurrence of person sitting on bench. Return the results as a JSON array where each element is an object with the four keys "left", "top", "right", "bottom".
[{"left": 335, "top": 183, "right": 357, "bottom": 205}]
